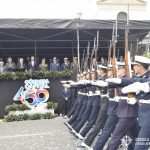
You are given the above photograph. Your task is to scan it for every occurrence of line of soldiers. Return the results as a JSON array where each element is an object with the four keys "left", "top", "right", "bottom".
[{"left": 61, "top": 55, "right": 150, "bottom": 150}]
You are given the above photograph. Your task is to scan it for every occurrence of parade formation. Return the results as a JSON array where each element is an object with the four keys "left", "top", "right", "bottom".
[{"left": 61, "top": 11, "right": 150, "bottom": 150}]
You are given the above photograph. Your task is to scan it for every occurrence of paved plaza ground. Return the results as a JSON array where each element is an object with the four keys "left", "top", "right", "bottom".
[
  {"left": 0, "top": 117, "right": 132, "bottom": 150},
  {"left": 0, "top": 117, "right": 89, "bottom": 150}
]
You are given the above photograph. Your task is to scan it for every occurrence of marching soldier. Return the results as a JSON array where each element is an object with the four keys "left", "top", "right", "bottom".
[
  {"left": 119, "top": 55, "right": 150, "bottom": 150},
  {"left": 93, "top": 65, "right": 119, "bottom": 150},
  {"left": 106, "top": 61, "right": 140, "bottom": 150},
  {"left": 81, "top": 64, "right": 109, "bottom": 148}
]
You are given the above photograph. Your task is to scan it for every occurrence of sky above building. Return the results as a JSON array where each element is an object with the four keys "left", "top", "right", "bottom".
[{"left": 0, "top": 0, "right": 149, "bottom": 19}]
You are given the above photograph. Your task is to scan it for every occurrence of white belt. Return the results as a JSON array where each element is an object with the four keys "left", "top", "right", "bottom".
[
  {"left": 139, "top": 100, "right": 150, "bottom": 104},
  {"left": 95, "top": 91, "right": 100, "bottom": 95},
  {"left": 87, "top": 91, "right": 100, "bottom": 96},
  {"left": 101, "top": 94, "right": 108, "bottom": 98},
  {"left": 78, "top": 92, "right": 87, "bottom": 95},
  {"left": 109, "top": 98, "right": 115, "bottom": 101},
  {"left": 119, "top": 97, "right": 128, "bottom": 100}
]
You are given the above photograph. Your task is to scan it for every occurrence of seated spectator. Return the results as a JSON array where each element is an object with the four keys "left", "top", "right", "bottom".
[
  {"left": 0, "top": 58, "right": 6, "bottom": 73},
  {"left": 16, "top": 57, "right": 27, "bottom": 72},
  {"left": 5, "top": 57, "right": 16, "bottom": 72},
  {"left": 28, "top": 56, "right": 38, "bottom": 71},
  {"left": 39, "top": 58, "right": 48, "bottom": 71},
  {"left": 50, "top": 57, "right": 60, "bottom": 71},
  {"left": 61, "top": 57, "right": 70, "bottom": 71}
]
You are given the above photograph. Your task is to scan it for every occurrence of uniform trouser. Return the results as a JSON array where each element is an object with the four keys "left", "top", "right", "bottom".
[
  {"left": 67, "top": 98, "right": 78, "bottom": 118},
  {"left": 134, "top": 126, "right": 150, "bottom": 150},
  {"left": 106, "top": 117, "right": 139, "bottom": 150},
  {"left": 84, "top": 110, "right": 108, "bottom": 146},
  {"left": 74, "top": 97, "right": 93, "bottom": 133},
  {"left": 68, "top": 95, "right": 84, "bottom": 125},
  {"left": 80, "top": 105, "right": 100, "bottom": 137},
  {"left": 71, "top": 98, "right": 88, "bottom": 129},
  {"left": 93, "top": 115, "right": 118, "bottom": 150}
]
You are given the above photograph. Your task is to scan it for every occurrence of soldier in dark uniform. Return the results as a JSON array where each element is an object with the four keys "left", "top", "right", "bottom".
[
  {"left": 61, "top": 57, "right": 70, "bottom": 71},
  {"left": 93, "top": 65, "right": 119, "bottom": 150},
  {"left": 64, "top": 76, "right": 90, "bottom": 128},
  {"left": 106, "top": 61, "right": 139, "bottom": 150},
  {"left": 119, "top": 55, "right": 150, "bottom": 150},
  {"left": 71, "top": 71, "right": 98, "bottom": 139},
  {"left": 50, "top": 57, "right": 60, "bottom": 71},
  {"left": 81, "top": 65, "right": 109, "bottom": 148}
]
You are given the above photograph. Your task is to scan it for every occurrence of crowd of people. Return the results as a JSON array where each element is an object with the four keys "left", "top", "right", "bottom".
[
  {"left": 0, "top": 56, "right": 79, "bottom": 73},
  {"left": 61, "top": 55, "right": 150, "bottom": 150}
]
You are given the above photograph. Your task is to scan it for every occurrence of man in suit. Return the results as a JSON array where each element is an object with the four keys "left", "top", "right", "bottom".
[
  {"left": 28, "top": 56, "right": 38, "bottom": 71},
  {"left": 50, "top": 57, "right": 60, "bottom": 71},
  {"left": 62, "top": 83, "right": 72, "bottom": 115}
]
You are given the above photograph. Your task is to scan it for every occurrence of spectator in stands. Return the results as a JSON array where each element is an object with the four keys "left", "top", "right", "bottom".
[
  {"left": 39, "top": 58, "right": 48, "bottom": 71},
  {"left": 70, "top": 57, "right": 78, "bottom": 72},
  {"left": 28, "top": 56, "right": 38, "bottom": 71},
  {"left": 16, "top": 57, "right": 27, "bottom": 72},
  {"left": 5, "top": 57, "right": 16, "bottom": 72},
  {"left": 50, "top": 57, "right": 60, "bottom": 71},
  {"left": 61, "top": 57, "right": 70, "bottom": 71},
  {"left": 0, "top": 58, "right": 6, "bottom": 73}
]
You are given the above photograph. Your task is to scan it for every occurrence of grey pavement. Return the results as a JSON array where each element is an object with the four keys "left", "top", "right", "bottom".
[
  {"left": 0, "top": 117, "right": 139, "bottom": 150},
  {"left": 0, "top": 117, "right": 85, "bottom": 150}
]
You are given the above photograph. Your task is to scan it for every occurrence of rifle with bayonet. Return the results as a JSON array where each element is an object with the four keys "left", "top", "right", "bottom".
[
  {"left": 90, "top": 38, "right": 96, "bottom": 72},
  {"left": 89, "top": 37, "right": 96, "bottom": 80},
  {"left": 112, "top": 23, "right": 118, "bottom": 97},
  {"left": 124, "top": 4, "right": 134, "bottom": 98},
  {"left": 77, "top": 29, "right": 80, "bottom": 73},
  {"left": 94, "top": 31, "right": 99, "bottom": 79},
  {"left": 81, "top": 49, "right": 85, "bottom": 72},
  {"left": 112, "top": 24, "right": 118, "bottom": 79},
  {"left": 84, "top": 42, "right": 90, "bottom": 72},
  {"left": 107, "top": 40, "right": 112, "bottom": 69}
]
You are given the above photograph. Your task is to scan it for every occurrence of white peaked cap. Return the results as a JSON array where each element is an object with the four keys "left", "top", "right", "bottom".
[
  {"left": 134, "top": 55, "right": 150, "bottom": 65},
  {"left": 117, "top": 62, "right": 125, "bottom": 66}
]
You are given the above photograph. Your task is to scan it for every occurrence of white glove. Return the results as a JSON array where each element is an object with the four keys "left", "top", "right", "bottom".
[
  {"left": 91, "top": 80, "right": 108, "bottom": 87},
  {"left": 61, "top": 80, "right": 73, "bottom": 84},
  {"left": 127, "top": 98, "right": 137, "bottom": 105},
  {"left": 105, "top": 78, "right": 121, "bottom": 84},
  {"left": 122, "top": 82, "right": 150, "bottom": 94},
  {"left": 60, "top": 80, "right": 67, "bottom": 84},
  {"left": 78, "top": 80, "right": 91, "bottom": 85},
  {"left": 114, "top": 96, "right": 120, "bottom": 102}
]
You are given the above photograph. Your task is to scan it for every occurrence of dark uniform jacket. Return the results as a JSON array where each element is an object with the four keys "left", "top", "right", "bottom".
[
  {"left": 109, "top": 76, "right": 139, "bottom": 118},
  {"left": 121, "top": 70, "right": 150, "bottom": 126}
]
